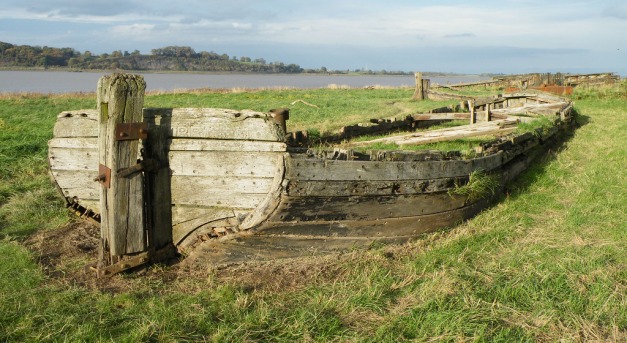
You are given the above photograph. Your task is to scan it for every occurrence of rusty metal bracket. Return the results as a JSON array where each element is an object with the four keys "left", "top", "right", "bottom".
[
  {"left": 94, "top": 164, "right": 111, "bottom": 188},
  {"left": 117, "top": 159, "right": 164, "bottom": 178},
  {"left": 115, "top": 122, "right": 147, "bottom": 141}
]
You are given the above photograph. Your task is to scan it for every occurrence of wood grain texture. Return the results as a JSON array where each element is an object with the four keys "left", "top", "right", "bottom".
[
  {"left": 169, "top": 151, "right": 283, "bottom": 177},
  {"left": 284, "top": 177, "right": 465, "bottom": 197},
  {"left": 53, "top": 110, "right": 98, "bottom": 138},
  {"left": 269, "top": 192, "right": 469, "bottom": 222},
  {"left": 286, "top": 151, "right": 503, "bottom": 181},
  {"left": 143, "top": 108, "right": 283, "bottom": 141},
  {"left": 98, "top": 73, "right": 146, "bottom": 256},
  {"left": 258, "top": 199, "right": 488, "bottom": 238}
]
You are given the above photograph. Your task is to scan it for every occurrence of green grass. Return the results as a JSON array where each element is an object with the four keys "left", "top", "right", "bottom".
[{"left": 0, "top": 84, "right": 625, "bottom": 341}]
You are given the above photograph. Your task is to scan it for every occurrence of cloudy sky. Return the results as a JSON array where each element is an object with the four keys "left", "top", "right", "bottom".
[{"left": 1, "top": 0, "right": 626, "bottom": 75}]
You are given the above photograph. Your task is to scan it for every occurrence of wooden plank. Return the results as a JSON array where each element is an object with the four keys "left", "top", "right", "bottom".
[
  {"left": 48, "top": 147, "right": 98, "bottom": 171},
  {"left": 172, "top": 176, "right": 275, "bottom": 196},
  {"left": 98, "top": 73, "right": 146, "bottom": 256},
  {"left": 171, "top": 205, "right": 247, "bottom": 226},
  {"left": 172, "top": 207, "right": 236, "bottom": 245},
  {"left": 490, "top": 102, "right": 568, "bottom": 116},
  {"left": 169, "top": 151, "right": 283, "bottom": 177},
  {"left": 48, "top": 137, "right": 98, "bottom": 149},
  {"left": 395, "top": 125, "right": 516, "bottom": 146},
  {"left": 240, "top": 154, "right": 286, "bottom": 230},
  {"left": 270, "top": 193, "right": 469, "bottom": 222},
  {"left": 412, "top": 113, "right": 470, "bottom": 121},
  {"left": 143, "top": 108, "right": 283, "bottom": 141},
  {"left": 259, "top": 199, "right": 489, "bottom": 238},
  {"left": 285, "top": 177, "right": 466, "bottom": 197},
  {"left": 168, "top": 139, "right": 286, "bottom": 152},
  {"left": 171, "top": 176, "right": 272, "bottom": 208},
  {"left": 348, "top": 120, "right": 518, "bottom": 147},
  {"left": 53, "top": 110, "right": 99, "bottom": 137},
  {"left": 285, "top": 152, "right": 503, "bottom": 181},
  {"left": 50, "top": 170, "right": 99, "bottom": 200}
]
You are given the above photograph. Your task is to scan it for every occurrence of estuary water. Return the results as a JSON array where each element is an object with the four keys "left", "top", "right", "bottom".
[{"left": 0, "top": 70, "right": 491, "bottom": 94}]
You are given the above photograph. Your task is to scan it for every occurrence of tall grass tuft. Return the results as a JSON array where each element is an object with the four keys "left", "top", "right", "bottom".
[{"left": 448, "top": 170, "right": 500, "bottom": 202}]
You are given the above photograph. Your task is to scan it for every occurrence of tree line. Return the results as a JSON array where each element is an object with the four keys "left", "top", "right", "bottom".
[
  {"left": 0, "top": 41, "right": 415, "bottom": 75},
  {"left": 0, "top": 42, "right": 304, "bottom": 73}
]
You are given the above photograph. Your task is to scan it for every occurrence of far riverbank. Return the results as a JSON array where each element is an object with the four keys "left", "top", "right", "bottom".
[{"left": 0, "top": 70, "right": 491, "bottom": 94}]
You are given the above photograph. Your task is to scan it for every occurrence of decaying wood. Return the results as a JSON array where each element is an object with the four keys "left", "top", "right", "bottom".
[
  {"left": 169, "top": 151, "right": 282, "bottom": 177},
  {"left": 348, "top": 119, "right": 518, "bottom": 147},
  {"left": 412, "top": 72, "right": 424, "bottom": 100},
  {"left": 285, "top": 177, "right": 465, "bottom": 197},
  {"left": 53, "top": 110, "right": 98, "bottom": 137},
  {"left": 260, "top": 199, "right": 489, "bottom": 238},
  {"left": 97, "top": 73, "right": 146, "bottom": 256},
  {"left": 168, "top": 139, "right": 286, "bottom": 152},
  {"left": 270, "top": 192, "right": 469, "bottom": 222},
  {"left": 143, "top": 108, "right": 284, "bottom": 141},
  {"left": 490, "top": 101, "right": 569, "bottom": 116},
  {"left": 286, "top": 151, "right": 504, "bottom": 181},
  {"left": 240, "top": 154, "right": 287, "bottom": 230}
]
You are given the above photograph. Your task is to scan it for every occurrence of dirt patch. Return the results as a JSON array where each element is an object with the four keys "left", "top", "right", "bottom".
[
  {"left": 25, "top": 219, "right": 100, "bottom": 286},
  {"left": 23, "top": 219, "right": 429, "bottom": 294},
  {"left": 23, "top": 219, "right": 347, "bottom": 293}
]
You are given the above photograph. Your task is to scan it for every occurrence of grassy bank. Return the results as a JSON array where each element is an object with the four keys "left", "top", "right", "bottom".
[{"left": 0, "top": 85, "right": 625, "bottom": 341}]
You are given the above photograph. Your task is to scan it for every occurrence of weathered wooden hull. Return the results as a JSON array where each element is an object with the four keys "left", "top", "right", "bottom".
[{"left": 48, "top": 92, "right": 575, "bottom": 262}]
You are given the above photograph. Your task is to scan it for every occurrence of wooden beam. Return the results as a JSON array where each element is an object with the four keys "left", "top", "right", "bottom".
[{"left": 97, "top": 73, "right": 147, "bottom": 257}]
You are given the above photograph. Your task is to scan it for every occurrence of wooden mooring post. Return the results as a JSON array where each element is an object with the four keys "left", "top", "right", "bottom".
[
  {"left": 412, "top": 72, "right": 430, "bottom": 100},
  {"left": 94, "top": 73, "right": 174, "bottom": 277}
]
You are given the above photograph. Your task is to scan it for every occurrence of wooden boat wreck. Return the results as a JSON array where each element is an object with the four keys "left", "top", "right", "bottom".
[{"left": 48, "top": 74, "right": 575, "bottom": 274}]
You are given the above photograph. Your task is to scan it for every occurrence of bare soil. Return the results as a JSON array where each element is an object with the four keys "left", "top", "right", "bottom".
[{"left": 23, "top": 219, "right": 385, "bottom": 294}]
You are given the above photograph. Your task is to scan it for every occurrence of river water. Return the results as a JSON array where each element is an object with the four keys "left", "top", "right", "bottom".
[{"left": 0, "top": 70, "right": 491, "bottom": 94}]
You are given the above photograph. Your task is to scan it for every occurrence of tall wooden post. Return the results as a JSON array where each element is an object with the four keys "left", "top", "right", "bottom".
[
  {"left": 97, "top": 74, "right": 147, "bottom": 262},
  {"left": 413, "top": 72, "right": 424, "bottom": 100},
  {"left": 468, "top": 100, "right": 476, "bottom": 125}
]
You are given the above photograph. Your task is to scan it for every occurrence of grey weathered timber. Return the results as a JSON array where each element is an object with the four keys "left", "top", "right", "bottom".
[
  {"left": 169, "top": 151, "right": 281, "bottom": 177},
  {"left": 97, "top": 73, "right": 146, "bottom": 256},
  {"left": 347, "top": 119, "right": 518, "bottom": 147},
  {"left": 261, "top": 199, "right": 489, "bottom": 238},
  {"left": 269, "top": 192, "right": 469, "bottom": 222},
  {"left": 285, "top": 177, "right": 466, "bottom": 197},
  {"left": 48, "top": 147, "right": 98, "bottom": 171},
  {"left": 285, "top": 152, "right": 504, "bottom": 181},
  {"left": 168, "top": 139, "right": 286, "bottom": 152},
  {"left": 53, "top": 110, "right": 98, "bottom": 137},
  {"left": 412, "top": 72, "right": 424, "bottom": 100},
  {"left": 50, "top": 169, "right": 99, "bottom": 200},
  {"left": 143, "top": 108, "right": 283, "bottom": 141}
]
